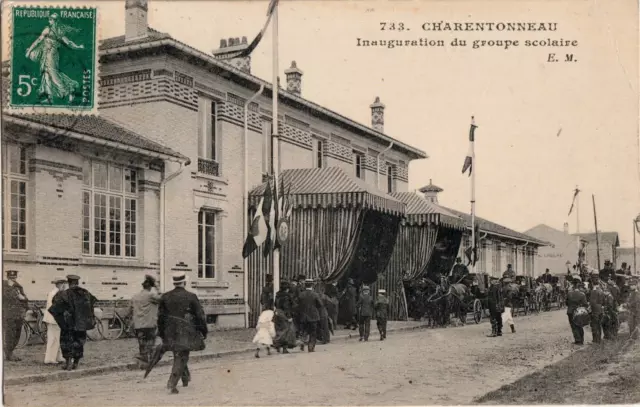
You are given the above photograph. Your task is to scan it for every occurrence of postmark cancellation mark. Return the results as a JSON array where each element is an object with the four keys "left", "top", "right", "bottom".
[{"left": 8, "top": 5, "right": 99, "bottom": 114}]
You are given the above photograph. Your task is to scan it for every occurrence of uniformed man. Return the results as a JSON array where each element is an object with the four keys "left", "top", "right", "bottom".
[
  {"left": 44, "top": 276, "right": 67, "bottom": 364},
  {"left": 357, "top": 286, "right": 374, "bottom": 342},
  {"left": 566, "top": 277, "right": 588, "bottom": 345},
  {"left": 541, "top": 269, "right": 554, "bottom": 284},
  {"left": 589, "top": 272, "right": 607, "bottom": 344},
  {"left": 628, "top": 277, "right": 640, "bottom": 339},
  {"left": 3, "top": 270, "right": 29, "bottom": 361},
  {"left": 487, "top": 278, "right": 505, "bottom": 337},
  {"left": 599, "top": 260, "right": 616, "bottom": 282},
  {"left": 603, "top": 277, "right": 620, "bottom": 340},
  {"left": 48, "top": 275, "right": 98, "bottom": 370},
  {"left": 157, "top": 272, "right": 208, "bottom": 394},
  {"left": 616, "top": 262, "right": 628, "bottom": 276},
  {"left": 374, "top": 289, "right": 390, "bottom": 340}
]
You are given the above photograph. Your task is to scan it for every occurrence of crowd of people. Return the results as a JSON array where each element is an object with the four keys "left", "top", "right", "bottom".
[{"left": 254, "top": 275, "right": 391, "bottom": 355}]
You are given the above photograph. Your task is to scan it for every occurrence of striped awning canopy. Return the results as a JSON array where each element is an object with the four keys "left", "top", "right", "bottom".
[
  {"left": 249, "top": 167, "right": 406, "bottom": 216},
  {"left": 390, "top": 192, "right": 466, "bottom": 230}
]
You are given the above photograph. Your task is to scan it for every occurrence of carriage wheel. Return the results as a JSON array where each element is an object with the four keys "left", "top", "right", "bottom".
[{"left": 473, "top": 299, "right": 482, "bottom": 324}]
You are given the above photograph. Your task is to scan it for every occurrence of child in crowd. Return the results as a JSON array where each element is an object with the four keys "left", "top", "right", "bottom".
[{"left": 253, "top": 309, "right": 276, "bottom": 358}]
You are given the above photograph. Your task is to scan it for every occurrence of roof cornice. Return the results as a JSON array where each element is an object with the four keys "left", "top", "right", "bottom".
[{"left": 99, "top": 38, "right": 428, "bottom": 161}]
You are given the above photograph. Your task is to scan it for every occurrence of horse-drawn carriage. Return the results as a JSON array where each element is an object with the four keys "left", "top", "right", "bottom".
[
  {"left": 511, "top": 275, "right": 537, "bottom": 316},
  {"left": 535, "top": 275, "right": 568, "bottom": 311}
]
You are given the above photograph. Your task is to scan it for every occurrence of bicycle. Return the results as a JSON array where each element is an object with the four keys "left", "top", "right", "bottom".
[
  {"left": 102, "top": 299, "right": 135, "bottom": 340},
  {"left": 16, "top": 305, "right": 47, "bottom": 348},
  {"left": 87, "top": 314, "right": 104, "bottom": 341}
]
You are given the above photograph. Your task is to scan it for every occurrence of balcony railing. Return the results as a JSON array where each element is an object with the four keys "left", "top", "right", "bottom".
[{"left": 197, "top": 158, "right": 219, "bottom": 177}]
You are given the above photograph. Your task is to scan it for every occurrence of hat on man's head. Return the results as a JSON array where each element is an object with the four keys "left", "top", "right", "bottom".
[
  {"left": 172, "top": 271, "right": 186, "bottom": 284},
  {"left": 378, "top": 289, "right": 386, "bottom": 294},
  {"left": 5, "top": 270, "right": 18, "bottom": 279},
  {"left": 67, "top": 274, "right": 81, "bottom": 282},
  {"left": 143, "top": 274, "right": 156, "bottom": 286},
  {"left": 51, "top": 276, "right": 66, "bottom": 284},
  {"left": 605, "top": 260, "right": 612, "bottom": 265}
]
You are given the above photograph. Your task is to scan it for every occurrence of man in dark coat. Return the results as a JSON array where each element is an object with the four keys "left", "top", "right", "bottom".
[
  {"left": 566, "top": 278, "right": 588, "bottom": 345},
  {"left": 3, "top": 270, "right": 28, "bottom": 361},
  {"left": 48, "top": 275, "right": 97, "bottom": 370},
  {"left": 318, "top": 291, "right": 331, "bottom": 344},
  {"left": 602, "top": 277, "right": 620, "bottom": 340},
  {"left": 541, "top": 269, "right": 553, "bottom": 284},
  {"left": 157, "top": 272, "right": 207, "bottom": 394},
  {"left": 502, "top": 264, "right": 516, "bottom": 280},
  {"left": 589, "top": 272, "right": 607, "bottom": 344},
  {"left": 451, "top": 257, "right": 470, "bottom": 284},
  {"left": 290, "top": 274, "right": 305, "bottom": 338},
  {"left": 297, "top": 279, "right": 323, "bottom": 352},
  {"left": 341, "top": 279, "right": 358, "bottom": 330},
  {"left": 357, "top": 286, "right": 374, "bottom": 341},
  {"left": 275, "top": 281, "right": 293, "bottom": 317},
  {"left": 260, "top": 274, "right": 274, "bottom": 311},
  {"left": 487, "top": 278, "right": 504, "bottom": 337},
  {"left": 375, "top": 289, "right": 390, "bottom": 340},
  {"left": 599, "top": 260, "right": 615, "bottom": 282}
]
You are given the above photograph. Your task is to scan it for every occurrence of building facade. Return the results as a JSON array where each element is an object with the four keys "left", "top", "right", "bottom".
[
  {"left": 573, "top": 232, "right": 620, "bottom": 270},
  {"left": 2, "top": 1, "right": 426, "bottom": 328},
  {"left": 525, "top": 223, "right": 586, "bottom": 275}
]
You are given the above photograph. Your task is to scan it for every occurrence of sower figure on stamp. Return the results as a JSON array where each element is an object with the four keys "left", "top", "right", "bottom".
[
  {"left": 357, "top": 286, "right": 374, "bottom": 342},
  {"left": 130, "top": 275, "right": 161, "bottom": 368},
  {"left": 566, "top": 277, "right": 588, "bottom": 345},
  {"left": 375, "top": 289, "right": 389, "bottom": 340},
  {"left": 157, "top": 272, "right": 207, "bottom": 394},
  {"left": 43, "top": 276, "right": 67, "bottom": 364},
  {"left": 3, "top": 270, "right": 29, "bottom": 362},
  {"left": 48, "top": 274, "right": 97, "bottom": 370}
]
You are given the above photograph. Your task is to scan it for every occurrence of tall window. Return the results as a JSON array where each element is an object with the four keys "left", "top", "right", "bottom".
[
  {"left": 3, "top": 144, "right": 28, "bottom": 251},
  {"left": 82, "top": 160, "right": 137, "bottom": 258},
  {"left": 314, "top": 139, "right": 324, "bottom": 169},
  {"left": 477, "top": 243, "right": 486, "bottom": 273},
  {"left": 198, "top": 210, "right": 217, "bottom": 279},
  {"left": 386, "top": 164, "right": 394, "bottom": 193},
  {"left": 198, "top": 98, "right": 218, "bottom": 161},
  {"left": 353, "top": 152, "right": 364, "bottom": 179}
]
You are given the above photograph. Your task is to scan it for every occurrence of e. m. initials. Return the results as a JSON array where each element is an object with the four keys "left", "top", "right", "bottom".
[{"left": 547, "top": 53, "right": 577, "bottom": 63}]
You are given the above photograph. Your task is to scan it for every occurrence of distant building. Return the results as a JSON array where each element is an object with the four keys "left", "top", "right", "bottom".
[
  {"left": 418, "top": 183, "right": 548, "bottom": 278},
  {"left": 617, "top": 247, "right": 640, "bottom": 274},
  {"left": 572, "top": 232, "right": 620, "bottom": 269},
  {"left": 525, "top": 223, "right": 587, "bottom": 276}
]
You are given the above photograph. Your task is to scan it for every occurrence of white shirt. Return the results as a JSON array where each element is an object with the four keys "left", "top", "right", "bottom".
[{"left": 43, "top": 287, "right": 59, "bottom": 324}]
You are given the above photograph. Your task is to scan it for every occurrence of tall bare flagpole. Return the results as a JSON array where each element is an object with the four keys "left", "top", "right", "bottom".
[
  {"left": 470, "top": 116, "right": 476, "bottom": 275},
  {"left": 271, "top": 1, "right": 281, "bottom": 298},
  {"left": 575, "top": 185, "right": 580, "bottom": 233},
  {"left": 592, "top": 194, "right": 601, "bottom": 270}
]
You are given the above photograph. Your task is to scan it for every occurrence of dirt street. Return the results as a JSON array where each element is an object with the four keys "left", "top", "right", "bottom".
[{"left": 5, "top": 311, "right": 580, "bottom": 406}]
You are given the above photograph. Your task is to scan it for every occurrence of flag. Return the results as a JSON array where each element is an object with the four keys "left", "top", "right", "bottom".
[
  {"left": 242, "top": 180, "right": 273, "bottom": 258},
  {"left": 220, "top": 0, "right": 279, "bottom": 60},
  {"left": 274, "top": 181, "right": 292, "bottom": 250},
  {"left": 461, "top": 117, "right": 477, "bottom": 176},
  {"left": 567, "top": 187, "right": 580, "bottom": 216},
  {"left": 263, "top": 179, "right": 277, "bottom": 257}
]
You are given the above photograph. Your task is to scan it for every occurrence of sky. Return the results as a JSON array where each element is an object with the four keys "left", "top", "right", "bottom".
[{"left": 3, "top": 0, "right": 639, "bottom": 246}]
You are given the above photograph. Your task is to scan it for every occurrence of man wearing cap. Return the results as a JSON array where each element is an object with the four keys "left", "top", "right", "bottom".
[
  {"left": 602, "top": 277, "right": 620, "bottom": 340},
  {"left": 487, "top": 278, "right": 504, "bottom": 337},
  {"left": 157, "top": 271, "right": 207, "bottom": 394},
  {"left": 3, "top": 270, "right": 29, "bottom": 361},
  {"left": 43, "top": 276, "right": 67, "bottom": 364},
  {"left": 451, "top": 257, "right": 470, "bottom": 284},
  {"left": 502, "top": 264, "right": 516, "bottom": 280},
  {"left": 130, "top": 275, "right": 161, "bottom": 367},
  {"left": 49, "top": 275, "right": 98, "bottom": 370},
  {"left": 297, "top": 279, "right": 323, "bottom": 352},
  {"left": 375, "top": 289, "right": 390, "bottom": 340},
  {"left": 588, "top": 272, "right": 607, "bottom": 344},
  {"left": 357, "top": 285, "right": 375, "bottom": 342},
  {"left": 566, "top": 277, "right": 588, "bottom": 345},
  {"left": 341, "top": 278, "right": 358, "bottom": 330}
]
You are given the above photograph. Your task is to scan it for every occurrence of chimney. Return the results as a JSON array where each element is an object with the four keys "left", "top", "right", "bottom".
[
  {"left": 370, "top": 96, "right": 385, "bottom": 132},
  {"left": 418, "top": 179, "right": 444, "bottom": 204},
  {"left": 125, "top": 0, "right": 149, "bottom": 42},
  {"left": 212, "top": 36, "right": 251, "bottom": 74},
  {"left": 284, "top": 61, "right": 303, "bottom": 95},
  {"left": 563, "top": 222, "right": 569, "bottom": 234}
]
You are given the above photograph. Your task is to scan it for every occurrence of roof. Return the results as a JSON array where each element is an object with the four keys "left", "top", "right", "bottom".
[
  {"left": 3, "top": 113, "right": 189, "bottom": 162},
  {"left": 390, "top": 192, "right": 465, "bottom": 230},
  {"left": 443, "top": 208, "right": 548, "bottom": 246},
  {"left": 249, "top": 167, "right": 405, "bottom": 216},
  {"left": 573, "top": 232, "right": 620, "bottom": 247},
  {"left": 418, "top": 179, "right": 443, "bottom": 193},
  {"left": 98, "top": 29, "right": 428, "bottom": 161}
]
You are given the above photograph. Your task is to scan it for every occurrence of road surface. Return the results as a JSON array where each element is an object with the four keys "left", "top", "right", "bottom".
[{"left": 6, "top": 310, "right": 580, "bottom": 406}]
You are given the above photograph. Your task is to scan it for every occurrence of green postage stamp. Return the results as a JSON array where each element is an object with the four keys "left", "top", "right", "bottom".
[{"left": 8, "top": 5, "right": 99, "bottom": 113}]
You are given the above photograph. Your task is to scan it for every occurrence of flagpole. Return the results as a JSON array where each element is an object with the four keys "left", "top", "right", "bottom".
[
  {"left": 576, "top": 185, "right": 580, "bottom": 233},
  {"left": 271, "top": 1, "right": 281, "bottom": 299},
  {"left": 592, "top": 194, "right": 601, "bottom": 270},
  {"left": 470, "top": 116, "right": 476, "bottom": 275}
]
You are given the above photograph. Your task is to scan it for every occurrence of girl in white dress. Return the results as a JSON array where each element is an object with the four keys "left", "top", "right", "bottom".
[{"left": 253, "top": 309, "right": 276, "bottom": 358}]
